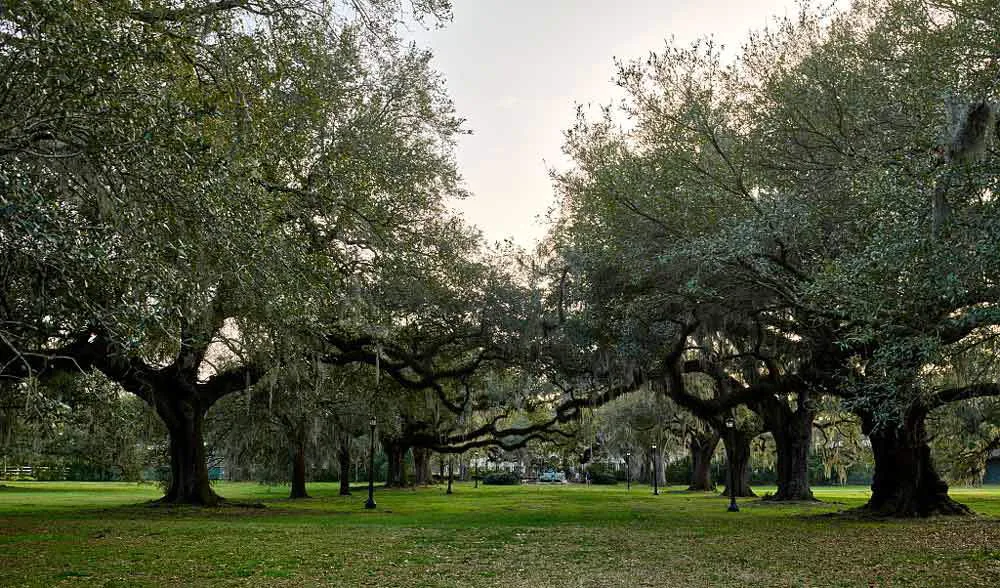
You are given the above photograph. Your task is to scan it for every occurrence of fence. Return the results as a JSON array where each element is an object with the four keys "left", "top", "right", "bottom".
[{"left": 1, "top": 465, "right": 71, "bottom": 480}]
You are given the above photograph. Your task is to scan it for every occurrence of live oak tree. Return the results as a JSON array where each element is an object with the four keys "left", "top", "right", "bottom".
[
  {"left": 738, "top": 0, "right": 1000, "bottom": 515},
  {"left": 592, "top": 388, "right": 690, "bottom": 487},
  {"left": 0, "top": 0, "right": 463, "bottom": 504},
  {"left": 549, "top": 69, "right": 807, "bottom": 501},
  {"left": 207, "top": 361, "right": 376, "bottom": 498},
  {"left": 550, "top": 0, "right": 1000, "bottom": 515}
]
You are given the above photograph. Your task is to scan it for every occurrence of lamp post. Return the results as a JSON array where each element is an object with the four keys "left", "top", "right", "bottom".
[
  {"left": 625, "top": 452, "right": 631, "bottom": 491},
  {"left": 651, "top": 445, "right": 659, "bottom": 495},
  {"left": 365, "top": 416, "right": 377, "bottom": 510},
  {"left": 475, "top": 457, "right": 480, "bottom": 488},
  {"left": 446, "top": 456, "right": 454, "bottom": 495},
  {"left": 724, "top": 416, "right": 739, "bottom": 512}
]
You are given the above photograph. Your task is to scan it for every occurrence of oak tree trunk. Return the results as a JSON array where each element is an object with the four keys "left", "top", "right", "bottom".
[
  {"left": 289, "top": 438, "right": 309, "bottom": 499},
  {"left": 384, "top": 442, "right": 407, "bottom": 488},
  {"left": 861, "top": 408, "right": 969, "bottom": 517},
  {"left": 413, "top": 447, "right": 432, "bottom": 486},
  {"left": 688, "top": 430, "right": 719, "bottom": 491},
  {"left": 338, "top": 433, "right": 352, "bottom": 496},
  {"left": 155, "top": 394, "right": 220, "bottom": 506},
  {"left": 755, "top": 394, "right": 816, "bottom": 502},
  {"left": 769, "top": 428, "right": 814, "bottom": 501}
]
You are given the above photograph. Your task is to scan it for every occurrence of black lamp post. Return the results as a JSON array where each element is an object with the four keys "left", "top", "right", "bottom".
[
  {"left": 446, "top": 456, "right": 454, "bottom": 495},
  {"left": 475, "top": 457, "right": 480, "bottom": 488},
  {"left": 365, "top": 416, "right": 377, "bottom": 510},
  {"left": 724, "top": 416, "right": 739, "bottom": 512},
  {"left": 625, "top": 452, "right": 631, "bottom": 491},
  {"left": 651, "top": 445, "right": 659, "bottom": 495}
]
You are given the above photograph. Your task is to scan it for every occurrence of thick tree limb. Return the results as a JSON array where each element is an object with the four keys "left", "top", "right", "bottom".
[
  {"left": 932, "top": 383, "right": 1000, "bottom": 409},
  {"left": 130, "top": 1, "right": 301, "bottom": 23}
]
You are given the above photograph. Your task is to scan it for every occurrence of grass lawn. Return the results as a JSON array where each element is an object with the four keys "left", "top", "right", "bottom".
[{"left": 2, "top": 482, "right": 1000, "bottom": 587}]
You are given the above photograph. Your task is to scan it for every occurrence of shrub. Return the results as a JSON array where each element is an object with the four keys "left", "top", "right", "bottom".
[
  {"left": 589, "top": 471, "right": 617, "bottom": 485},
  {"left": 482, "top": 471, "right": 520, "bottom": 485},
  {"left": 587, "top": 463, "right": 619, "bottom": 485}
]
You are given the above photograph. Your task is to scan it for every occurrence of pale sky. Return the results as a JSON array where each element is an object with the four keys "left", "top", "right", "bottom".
[{"left": 410, "top": 0, "right": 812, "bottom": 247}]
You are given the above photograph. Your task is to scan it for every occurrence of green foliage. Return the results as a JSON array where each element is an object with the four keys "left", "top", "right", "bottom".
[
  {"left": 0, "top": 374, "right": 165, "bottom": 481},
  {"left": 586, "top": 463, "right": 618, "bottom": 485},
  {"left": 548, "top": 0, "right": 1000, "bottom": 459},
  {"left": 930, "top": 398, "right": 1000, "bottom": 485},
  {"left": 482, "top": 471, "right": 520, "bottom": 485}
]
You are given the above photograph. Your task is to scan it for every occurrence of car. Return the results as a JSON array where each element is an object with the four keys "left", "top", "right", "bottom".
[{"left": 538, "top": 470, "right": 566, "bottom": 483}]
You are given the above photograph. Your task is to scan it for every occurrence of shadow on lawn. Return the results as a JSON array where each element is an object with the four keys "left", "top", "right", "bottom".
[{"left": 0, "top": 484, "right": 66, "bottom": 493}]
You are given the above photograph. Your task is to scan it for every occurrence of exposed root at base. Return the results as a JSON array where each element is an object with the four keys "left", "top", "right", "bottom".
[{"left": 816, "top": 501, "right": 972, "bottom": 520}]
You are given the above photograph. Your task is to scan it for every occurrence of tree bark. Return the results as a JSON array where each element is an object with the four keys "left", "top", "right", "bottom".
[
  {"left": 721, "top": 430, "right": 756, "bottom": 498},
  {"left": 860, "top": 408, "right": 970, "bottom": 517},
  {"left": 688, "top": 430, "right": 719, "bottom": 491},
  {"left": 747, "top": 391, "right": 817, "bottom": 501},
  {"left": 770, "top": 426, "right": 814, "bottom": 501},
  {"left": 413, "top": 447, "right": 432, "bottom": 486},
  {"left": 289, "top": 437, "right": 309, "bottom": 499},
  {"left": 155, "top": 393, "right": 220, "bottom": 506},
  {"left": 337, "top": 432, "right": 352, "bottom": 496},
  {"left": 384, "top": 441, "right": 407, "bottom": 488},
  {"left": 758, "top": 394, "right": 816, "bottom": 502}
]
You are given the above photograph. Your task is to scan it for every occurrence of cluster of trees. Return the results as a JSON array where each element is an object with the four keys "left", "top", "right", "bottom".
[
  {"left": 1, "top": 0, "right": 484, "bottom": 503},
  {"left": 0, "top": 0, "right": 627, "bottom": 504},
  {"left": 4, "top": 0, "right": 1000, "bottom": 519},
  {"left": 546, "top": 0, "right": 1000, "bottom": 516}
]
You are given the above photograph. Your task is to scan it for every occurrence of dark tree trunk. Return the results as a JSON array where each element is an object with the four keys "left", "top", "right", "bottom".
[
  {"left": 384, "top": 442, "right": 407, "bottom": 488},
  {"left": 338, "top": 433, "right": 352, "bottom": 496},
  {"left": 860, "top": 408, "right": 970, "bottom": 517},
  {"left": 688, "top": 430, "right": 719, "bottom": 491},
  {"left": 155, "top": 394, "right": 220, "bottom": 506},
  {"left": 757, "top": 393, "right": 816, "bottom": 502},
  {"left": 413, "top": 447, "right": 432, "bottom": 486},
  {"left": 770, "top": 425, "right": 814, "bottom": 501},
  {"left": 289, "top": 437, "right": 309, "bottom": 499},
  {"left": 722, "top": 430, "right": 755, "bottom": 498}
]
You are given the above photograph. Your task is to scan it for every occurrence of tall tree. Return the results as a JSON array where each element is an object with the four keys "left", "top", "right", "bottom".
[
  {"left": 1, "top": 0, "right": 463, "bottom": 504},
  {"left": 550, "top": 0, "right": 1000, "bottom": 515}
]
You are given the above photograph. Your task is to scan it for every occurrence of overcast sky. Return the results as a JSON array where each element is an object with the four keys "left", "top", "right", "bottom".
[{"left": 409, "top": 0, "right": 811, "bottom": 247}]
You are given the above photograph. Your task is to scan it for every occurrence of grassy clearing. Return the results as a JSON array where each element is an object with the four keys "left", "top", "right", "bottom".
[{"left": 2, "top": 482, "right": 1000, "bottom": 587}]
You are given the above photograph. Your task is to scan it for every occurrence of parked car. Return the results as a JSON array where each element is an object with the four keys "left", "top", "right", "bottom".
[{"left": 539, "top": 470, "right": 567, "bottom": 483}]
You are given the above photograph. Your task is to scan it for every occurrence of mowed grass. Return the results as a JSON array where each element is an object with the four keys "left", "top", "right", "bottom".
[{"left": 2, "top": 482, "right": 1000, "bottom": 587}]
